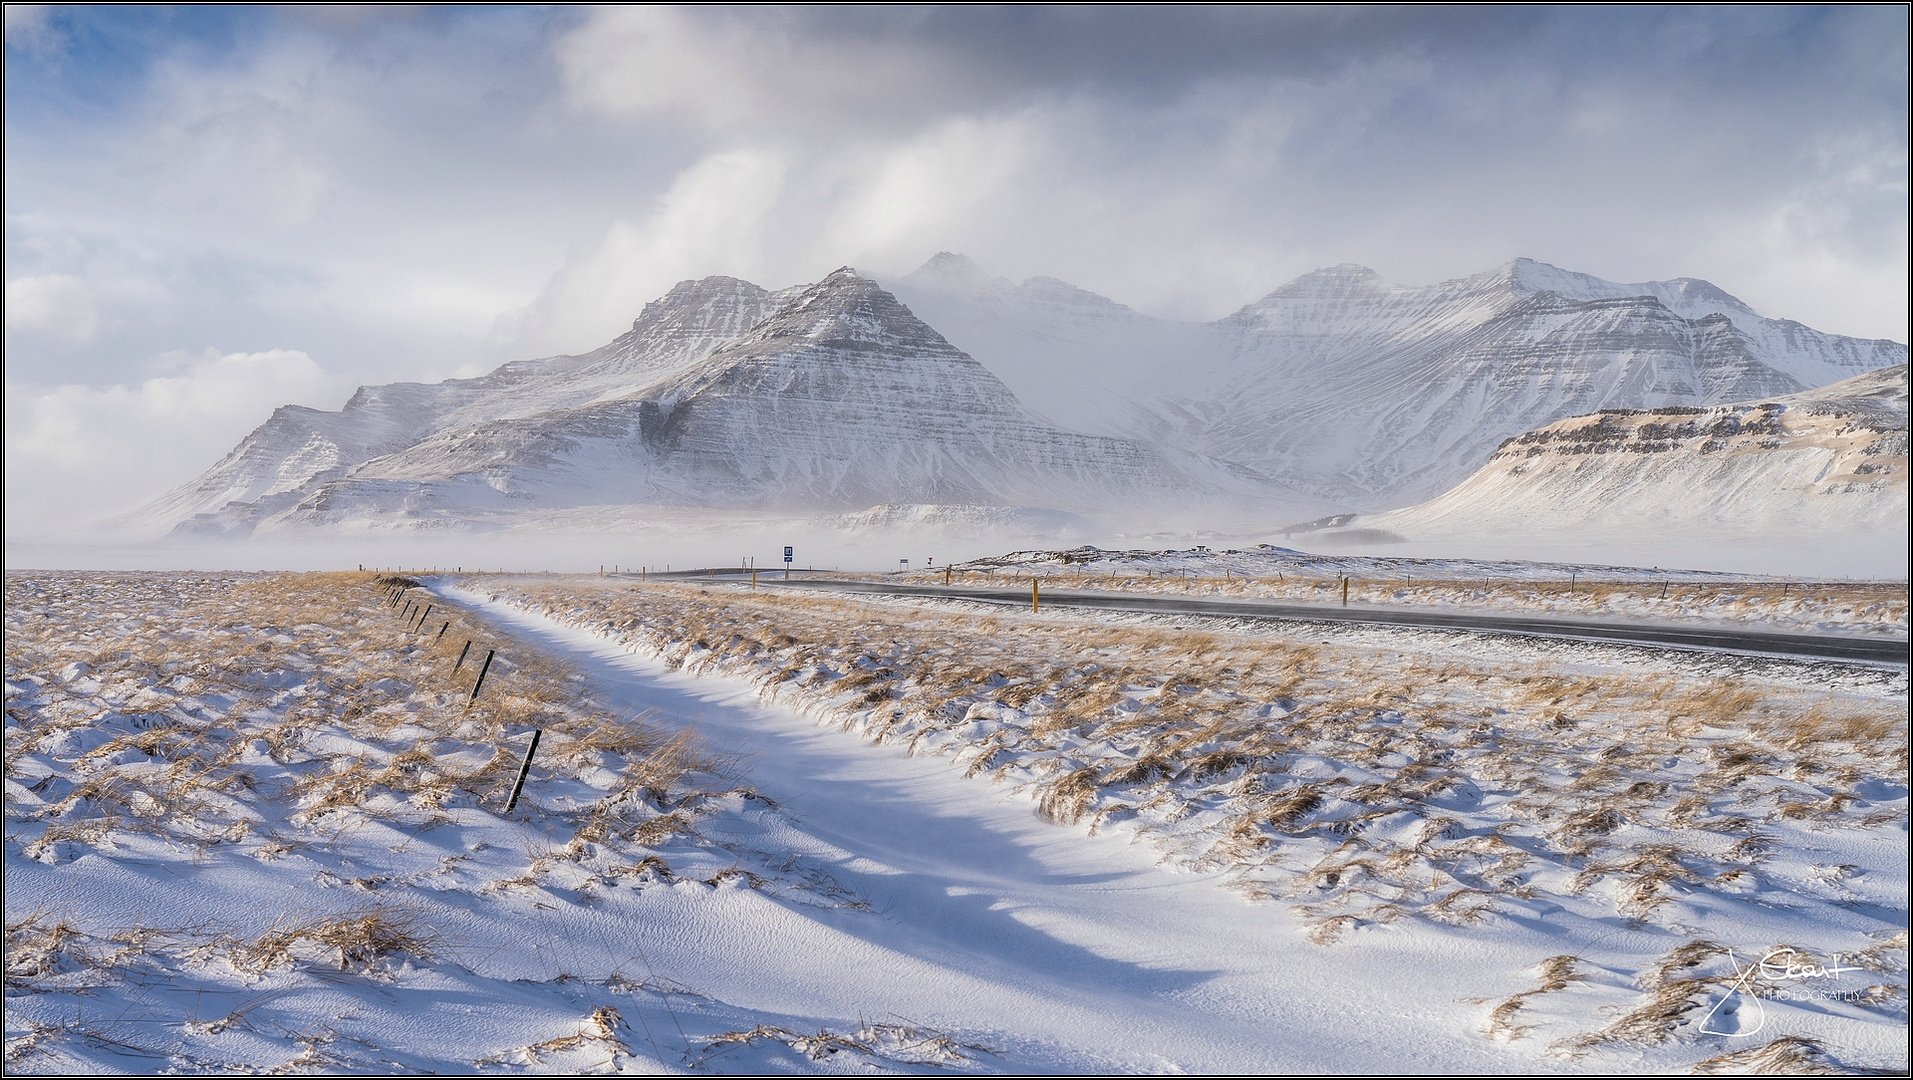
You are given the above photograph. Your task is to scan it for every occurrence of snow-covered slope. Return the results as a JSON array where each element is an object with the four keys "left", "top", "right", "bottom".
[
  {"left": 127, "top": 277, "right": 792, "bottom": 536},
  {"left": 888, "top": 255, "right": 1907, "bottom": 507},
  {"left": 140, "top": 270, "right": 1317, "bottom": 536},
  {"left": 1355, "top": 364, "right": 1908, "bottom": 539}
]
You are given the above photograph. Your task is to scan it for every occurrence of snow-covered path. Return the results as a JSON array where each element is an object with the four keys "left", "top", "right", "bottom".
[{"left": 450, "top": 586, "right": 1557, "bottom": 1074}]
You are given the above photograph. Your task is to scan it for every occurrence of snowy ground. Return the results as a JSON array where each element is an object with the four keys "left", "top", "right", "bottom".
[
  {"left": 7, "top": 570, "right": 1907, "bottom": 1074},
  {"left": 480, "top": 574, "right": 1906, "bottom": 1072},
  {"left": 914, "top": 546, "right": 1911, "bottom": 638}
]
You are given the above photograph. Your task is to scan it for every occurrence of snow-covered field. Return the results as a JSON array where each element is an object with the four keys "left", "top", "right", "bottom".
[
  {"left": 7, "top": 570, "right": 1907, "bottom": 1074},
  {"left": 481, "top": 574, "right": 1906, "bottom": 1072},
  {"left": 5, "top": 572, "right": 1013, "bottom": 1072}
]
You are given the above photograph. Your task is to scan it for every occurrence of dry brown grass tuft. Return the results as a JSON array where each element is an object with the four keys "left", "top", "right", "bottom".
[
  {"left": 1689, "top": 1035, "right": 1848, "bottom": 1075},
  {"left": 472, "top": 1005, "right": 634, "bottom": 1067},
  {"left": 461, "top": 574, "right": 1905, "bottom": 958},
  {"left": 1558, "top": 940, "right": 1728, "bottom": 1052},
  {"left": 1479, "top": 954, "right": 1585, "bottom": 1041},
  {"left": 697, "top": 1019, "right": 995, "bottom": 1067},
  {"left": 4, "top": 909, "right": 88, "bottom": 989},
  {"left": 1037, "top": 767, "right": 1101, "bottom": 824},
  {"left": 241, "top": 905, "right": 438, "bottom": 973}
]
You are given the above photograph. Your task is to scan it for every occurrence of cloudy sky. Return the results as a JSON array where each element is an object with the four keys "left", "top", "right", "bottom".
[{"left": 5, "top": 5, "right": 1907, "bottom": 524}]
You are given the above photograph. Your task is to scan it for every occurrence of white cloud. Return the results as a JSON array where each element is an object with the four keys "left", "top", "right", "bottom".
[
  {"left": 2, "top": 5, "right": 59, "bottom": 54},
  {"left": 4, "top": 348, "right": 342, "bottom": 533},
  {"left": 148, "top": 55, "right": 339, "bottom": 226},
  {"left": 554, "top": 7, "right": 966, "bottom": 136},
  {"left": 5, "top": 273, "right": 99, "bottom": 343},
  {"left": 502, "top": 149, "right": 791, "bottom": 353},
  {"left": 2, "top": 9, "right": 1905, "bottom": 538},
  {"left": 823, "top": 113, "right": 1037, "bottom": 263}
]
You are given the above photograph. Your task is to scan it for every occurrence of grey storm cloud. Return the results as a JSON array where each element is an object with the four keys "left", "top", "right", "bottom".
[{"left": 4, "top": 4, "right": 1907, "bottom": 526}]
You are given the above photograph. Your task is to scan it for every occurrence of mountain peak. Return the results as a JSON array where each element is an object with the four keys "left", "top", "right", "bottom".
[
  {"left": 1651, "top": 276, "right": 1757, "bottom": 315},
  {"left": 1287, "top": 263, "right": 1387, "bottom": 285},
  {"left": 1499, "top": 258, "right": 1617, "bottom": 299},
  {"left": 1247, "top": 263, "right": 1391, "bottom": 306},
  {"left": 919, "top": 251, "right": 981, "bottom": 276},
  {"left": 900, "top": 251, "right": 1013, "bottom": 294},
  {"left": 630, "top": 275, "right": 770, "bottom": 333},
  {"left": 724, "top": 267, "right": 952, "bottom": 354},
  {"left": 1497, "top": 258, "right": 1759, "bottom": 319},
  {"left": 1316, "top": 263, "right": 1385, "bottom": 279}
]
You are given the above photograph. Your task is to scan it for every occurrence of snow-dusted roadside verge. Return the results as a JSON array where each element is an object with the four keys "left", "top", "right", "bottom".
[
  {"left": 3, "top": 572, "right": 1012, "bottom": 1073},
  {"left": 482, "top": 575, "right": 1910, "bottom": 1073},
  {"left": 927, "top": 547, "right": 1910, "bottom": 638}
]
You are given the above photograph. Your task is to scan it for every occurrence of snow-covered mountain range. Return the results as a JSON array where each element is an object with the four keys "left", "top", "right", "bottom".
[
  {"left": 1352, "top": 364, "right": 1907, "bottom": 541},
  {"left": 891, "top": 254, "right": 1905, "bottom": 506},
  {"left": 125, "top": 254, "right": 1905, "bottom": 539},
  {"left": 133, "top": 270, "right": 1309, "bottom": 537}
]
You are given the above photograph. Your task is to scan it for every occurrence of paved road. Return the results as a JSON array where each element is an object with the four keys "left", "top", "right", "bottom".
[{"left": 727, "top": 575, "right": 1909, "bottom": 666}]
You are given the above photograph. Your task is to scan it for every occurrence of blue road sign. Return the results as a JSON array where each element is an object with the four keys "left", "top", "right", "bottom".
[{"left": 784, "top": 546, "right": 794, "bottom": 563}]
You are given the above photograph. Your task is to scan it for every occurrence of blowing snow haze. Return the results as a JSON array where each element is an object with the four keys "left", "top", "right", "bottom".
[{"left": 3, "top": 6, "right": 1907, "bottom": 572}]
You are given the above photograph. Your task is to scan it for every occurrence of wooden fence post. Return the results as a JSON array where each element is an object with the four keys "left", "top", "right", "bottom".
[
  {"left": 469, "top": 649, "right": 497, "bottom": 701},
  {"left": 453, "top": 640, "right": 473, "bottom": 673},
  {"left": 504, "top": 729, "right": 542, "bottom": 813}
]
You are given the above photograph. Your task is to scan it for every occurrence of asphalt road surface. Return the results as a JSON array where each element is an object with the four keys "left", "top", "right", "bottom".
[{"left": 726, "top": 575, "right": 1909, "bottom": 666}]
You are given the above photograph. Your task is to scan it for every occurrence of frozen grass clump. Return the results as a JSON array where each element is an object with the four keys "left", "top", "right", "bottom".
[
  {"left": 488, "top": 576, "right": 1906, "bottom": 942},
  {"left": 480, "top": 573, "right": 1907, "bottom": 1069}
]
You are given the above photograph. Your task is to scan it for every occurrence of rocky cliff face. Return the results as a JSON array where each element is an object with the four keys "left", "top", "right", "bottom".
[{"left": 1358, "top": 365, "right": 1908, "bottom": 538}]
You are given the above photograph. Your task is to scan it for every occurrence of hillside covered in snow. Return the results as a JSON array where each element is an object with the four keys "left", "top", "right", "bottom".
[
  {"left": 1350, "top": 364, "right": 1907, "bottom": 541},
  {"left": 129, "top": 271, "right": 1310, "bottom": 537},
  {"left": 889, "top": 254, "right": 1905, "bottom": 506}
]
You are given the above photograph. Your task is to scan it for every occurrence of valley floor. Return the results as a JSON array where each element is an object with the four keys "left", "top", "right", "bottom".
[{"left": 5, "top": 570, "right": 1908, "bottom": 1074}]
